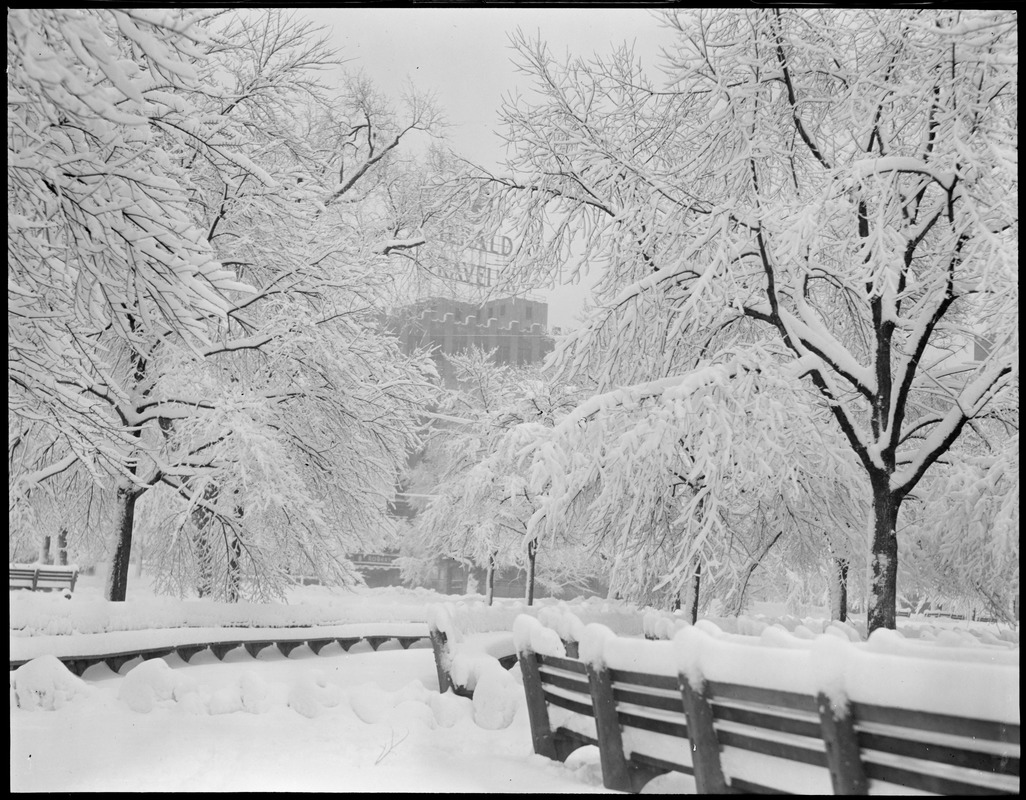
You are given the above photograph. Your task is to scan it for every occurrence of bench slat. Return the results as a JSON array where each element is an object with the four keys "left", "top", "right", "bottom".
[
  {"left": 728, "top": 775, "right": 789, "bottom": 794},
  {"left": 540, "top": 669, "right": 591, "bottom": 695},
  {"left": 609, "top": 668, "right": 679, "bottom": 692},
  {"left": 853, "top": 702, "right": 1020, "bottom": 745},
  {"left": 712, "top": 702, "right": 823, "bottom": 740},
  {"left": 613, "top": 685, "right": 683, "bottom": 713},
  {"left": 543, "top": 688, "right": 596, "bottom": 718},
  {"left": 715, "top": 726, "right": 828, "bottom": 768},
  {"left": 619, "top": 709, "right": 689, "bottom": 738},
  {"left": 539, "top": 653, "right": 587, "bottom": 675},
  {"left": 864, "top": 759, "right": 1020, "bottom": 795},
  {"left": 706, "top": 680, "right": 819, "bottom": 714},
  {"left": 859, "top": 730, "right": 1019, "bottom": 776},
  {"left": 629, "top": 751, "right": 695, "bottom": 778}
]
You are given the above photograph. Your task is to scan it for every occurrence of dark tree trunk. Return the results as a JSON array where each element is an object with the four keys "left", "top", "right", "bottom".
[
  {"left": 226, "top": 504, "right": 243, "bottom": 603},
  {"left": 485, "top": 552, "right": 496, "bottom": 606},
  {"left": 57, "top": 529, "right": 68, "bottom": 566},
  {"left": 831, "top": 557, "right": 849, "bottom": 623},
  {"left": 40, "top": 534, "right": 52, "bottom": 565},
  {"left": 680, "top": 562, "right": 701, "bottom": 623},
  {"left": 106, "top": 331, "right": 150, "bottom": 602},
  {"left": 868, "top": 476, "right": 900, "bottom": 633},
  {"left": 106, "top": 484, "right": 142, "bottom": 601},
  {"left": 226, "top": 532, "right": 242, "bottom": 602},
  {"left": 690, "top": 562, "right": 701, "bottom": 625},
  {"left": 525, "top": 539, "right": 537, "bottom": 606},
  {"left": 191, "top": 482, "right": 220, "bottom": 598}
]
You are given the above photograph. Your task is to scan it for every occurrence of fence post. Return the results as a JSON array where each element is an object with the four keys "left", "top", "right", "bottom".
[
  {"left": 586, "top": 663, "right": 632, "bottom": 791},
  {"left": 817, "top": 693, "right": 869, "bottom": 795},
  {"left": 678, "top": 676, "right": 728, "bottom": 793},
  {"left": 519, "top": 649, "right": 557, "bottom": 759}
]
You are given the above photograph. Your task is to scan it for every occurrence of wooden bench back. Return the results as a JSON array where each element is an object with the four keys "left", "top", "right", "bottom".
[
  {"left": 849, "top": 701, "right": 1020, "bottom": 795},
  {"left": 519, "top": 650, "right": 597, "bottom": 762},
  {"left": 10, "top": 566, "right": 78, "bottom": 593},
  {"left": 696, "top": 680, "right": 833, "bottom": 794},
  {"left": 516, "top": 614, "right": 1020, "bottom": 796},
  {"left": 602, "top": 667, "right": 694, "bottom": 791}
]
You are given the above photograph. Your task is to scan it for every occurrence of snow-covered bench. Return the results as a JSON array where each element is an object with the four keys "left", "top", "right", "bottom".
[
  {"left": 9, "top": 564, "right": 79, "bottom": 597},
  {"left": 428, "top": 603, "right": 523, "bottom": 697},
  {"left": 427, "top": 599, "right": 646, "bottom": 698},
  {"left": 516, "top": 614, "right": 1020, "bottom": 795}
]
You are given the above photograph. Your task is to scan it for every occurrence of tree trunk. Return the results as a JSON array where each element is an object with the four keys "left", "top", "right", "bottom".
[
  {"left": 226, "top": 532, "right": 242, "bottom": 602},
  {"left": 690, "top": 563, "right": 701, "bottom": 625},
  {"left": 193, "top": 529, "right": 214, "bottom": 598},
  {"left": 731, "top": 530, "right": 784, "bottom": 616},
  {"left": 57, "top": 528, "right": 68, "bottom": 566},
  {"left": 226, "top": 504, "right": 243, "bottom": 603},
  {"left": 680, "top": 562, "right": 702, "bottom": 624},
  {"left": 106, "top": 484, "right": 141, "bottom": 601},
  {"left": 867, "top": 478, "right": 900, "bottom": 633},
  {"left": 133, "top": 535, "right": 144, "bottom": 578},
  {"left": 485, "top": 552, "right": 496, "bottom": 606},
  {"left": 525, "top": 539, "right": 537, "bottom": 606},
  {"left": 830, "top": 557, "right": 849, "bottom": 623},
  {"left": 39, "top": 534, "right": 52, "bottom": 565},
  {"left": 191, "top": 482, "right": 220, "bottom": 598}
]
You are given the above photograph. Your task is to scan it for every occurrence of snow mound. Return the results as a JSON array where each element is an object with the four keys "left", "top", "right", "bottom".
[
  {"left": 207, "top": 685, "right": 245, "bottom": 716},
  {"left": 471, "top": 660, "right": 521, "bottom": 730},
  {"left": 239, "top": 672, "right": 273, "bottom": 714},
  {"left": 288, "top": 670, "right": 342, "bottom": 719},
  {"left": 11, "top": 655, "right": 92, "bottom": 711},
  {"left": 349, "top": 683, "right": 394, "bottom": 724},
  {"left": 117, "top": 658, "right": 182, "bottom": 713},
  {"left": 427, "top": 689, "right": 473, "bottom": 728}
]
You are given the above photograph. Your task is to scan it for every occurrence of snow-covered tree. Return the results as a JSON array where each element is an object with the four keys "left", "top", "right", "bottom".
[
  {"left": 401, "top": 348, "right": 597, "bottom": 603},
  {"left": 8, "top": 9, "right": 443, "bottom": 600},
  {"left": 470, "top": 9, "right": 1016, "bottom": 632}
]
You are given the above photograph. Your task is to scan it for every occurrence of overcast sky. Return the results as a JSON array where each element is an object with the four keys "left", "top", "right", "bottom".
[{"left": 297, "top": 7, "right": 677, "bottom": 327}]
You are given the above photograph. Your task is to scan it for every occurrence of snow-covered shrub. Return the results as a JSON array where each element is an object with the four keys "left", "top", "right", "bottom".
[{"left": 11, "top": 655, "right": 92, "bottom": 711}]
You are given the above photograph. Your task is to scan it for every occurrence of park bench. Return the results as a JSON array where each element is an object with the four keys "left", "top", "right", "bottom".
[
  {"left": 9, "top": 564, "right": 79, "bottom": 596},
  {"left": 428, "top": 626, "right": 518, "bottom": 698},
  {"left": 515, "top": 614, "right": 1020, "bottom": 795},
  {"left": 427, "top": 599, "right": 646, "bottom": 698}
]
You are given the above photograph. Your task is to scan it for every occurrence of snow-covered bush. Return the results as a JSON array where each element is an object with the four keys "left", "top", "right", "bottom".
[{"left": 10, "top": 655, "right": 92, "bottom": 711}]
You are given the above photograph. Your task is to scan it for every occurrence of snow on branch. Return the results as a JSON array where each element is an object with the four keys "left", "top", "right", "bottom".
[
  {"left": 854, "top": 157, "right": 956, "bottom": 191},
  {"left": 554, "top": 359, "right": 749, "bottom": 433}
]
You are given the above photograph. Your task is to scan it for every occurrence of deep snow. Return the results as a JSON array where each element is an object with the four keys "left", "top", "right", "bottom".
[
  {"left": 9, "top": 572, "right": 1020, "bottom": 793},
  {"left": 11, "top": 574, "right": 616, "bottom": 794}
]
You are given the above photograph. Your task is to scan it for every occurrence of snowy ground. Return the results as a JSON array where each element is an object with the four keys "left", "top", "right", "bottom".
[
  {"left": 10, "top": 573, "right": 1019, "bottom": 793},
  {"left": 11, "top": 574, "right": 615, "bottom": 794}
]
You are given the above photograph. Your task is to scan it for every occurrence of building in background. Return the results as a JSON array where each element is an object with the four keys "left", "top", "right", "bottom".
[
  {"left": 386, "top": 295, "right": 554, "bottom": 383},
  {"left": 349, "top": 294, "right": 558, "bottom": 598}
]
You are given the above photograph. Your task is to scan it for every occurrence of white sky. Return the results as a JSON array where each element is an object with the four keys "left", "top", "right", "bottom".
[{"left": 297, "top": 7, "right": 677, "bottom": 328}]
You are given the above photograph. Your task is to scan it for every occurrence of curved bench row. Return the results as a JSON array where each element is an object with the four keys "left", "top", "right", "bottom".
[{"left": 10, "top": 630, "right": 431, "bottom": 677}]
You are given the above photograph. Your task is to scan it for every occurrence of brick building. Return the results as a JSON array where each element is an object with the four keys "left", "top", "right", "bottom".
[{"left": 386, "top": 295, "right": 555, "bottom": 379}]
